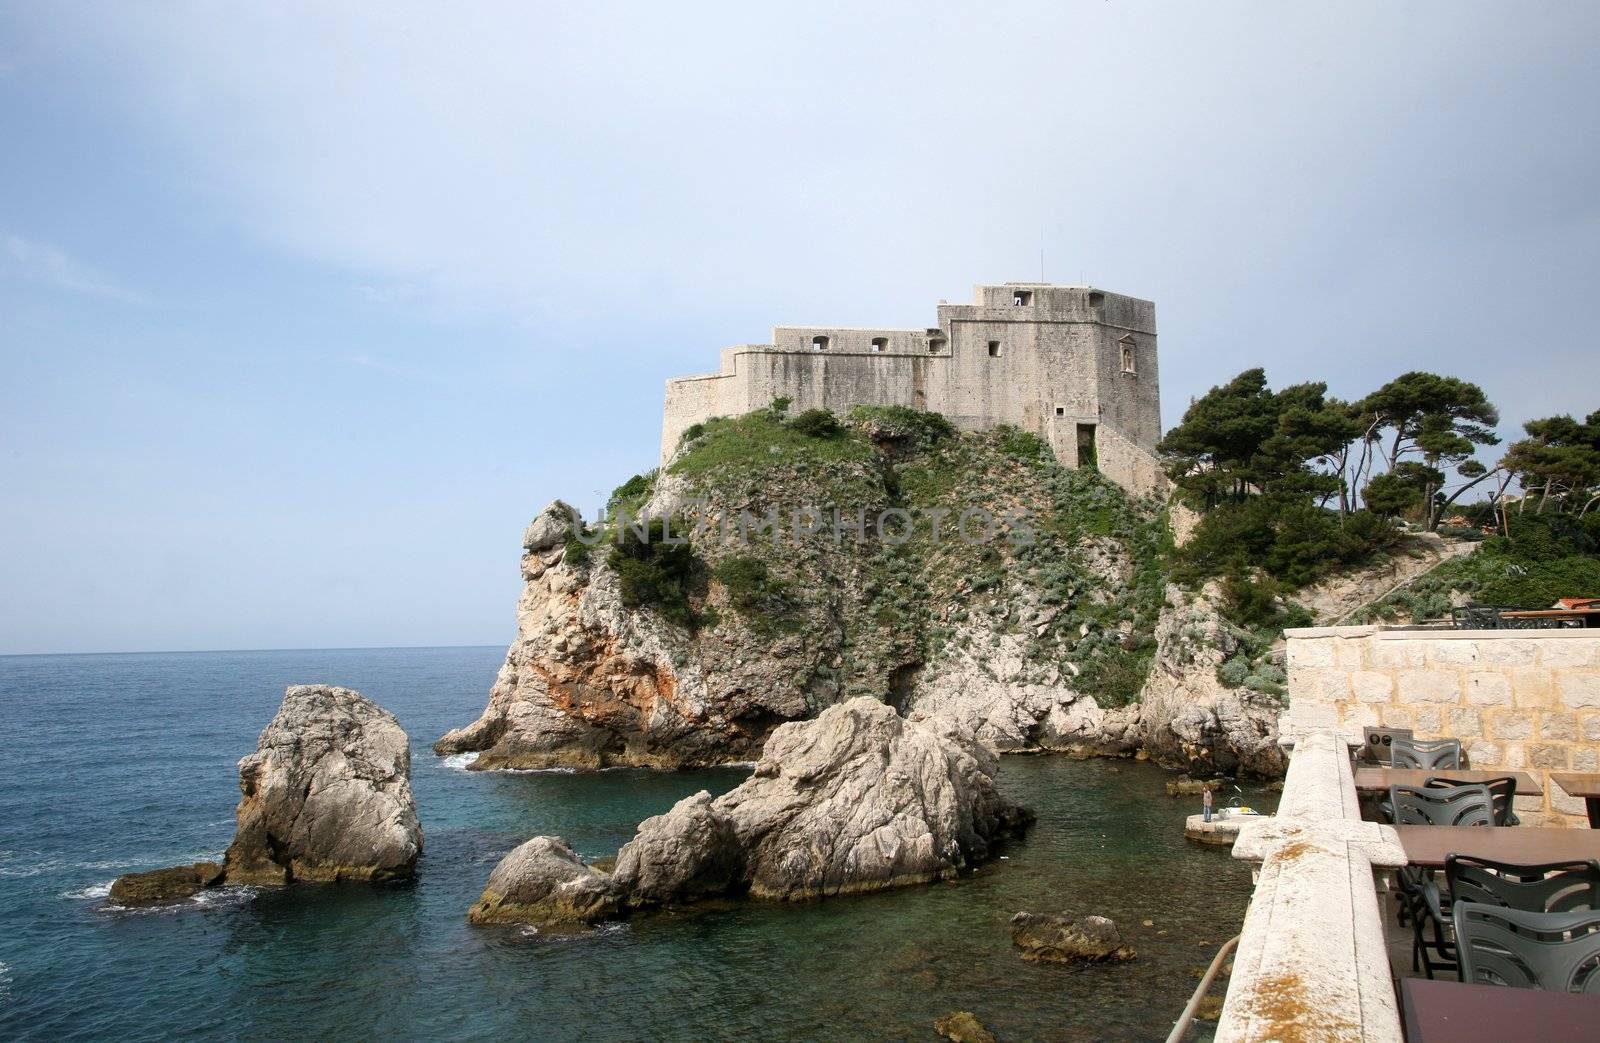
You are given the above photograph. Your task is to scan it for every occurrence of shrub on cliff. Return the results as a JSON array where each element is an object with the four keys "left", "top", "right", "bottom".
[
  {"left": 609, "top": 519, "right": 704, "bottom": 630},
  {"left": 713, "top": 555, "right": 801, "bottom": 634},
  {"left": 787, "top": 408, "right": 843, "bottom": 439}
]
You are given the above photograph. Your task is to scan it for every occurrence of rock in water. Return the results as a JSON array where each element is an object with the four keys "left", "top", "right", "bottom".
[
  {"left": 611, "top": 790, "right": 742, "bottom": 906},
  {"left": 713, "top": 698, "right": 1031, "bottom": 900},
  {"left": 223, "top": 685, "right": 422, "bottom": 884},
  {"left": 467, "top": 837, "right": 621, "bottom": 926},
  {"left": 935, "top": 1012, "right": 996, "bottom": 1043},
  {"left": 1009, "top": 912, "right": 1136, "bottom": 963},
  {"left": 109, "top": 862, "right": 224, "bottom": 905},
  {"left": 468, "top": 699, "right": 1032, "bottom": 925}
]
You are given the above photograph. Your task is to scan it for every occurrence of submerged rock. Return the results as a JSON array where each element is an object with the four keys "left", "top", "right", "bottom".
[
  {"left": 935, "top": 1011, "right": 996, "bottom": 1043},
  {"left": 468, "top": 699, "right": 1031, "bottom": 924},
  {"left": 467, "top": 837, "right": 621, "bottom": 926},
  {"left": 109, "top": 862, "right": 224, "bottom": 905},
  {"left": 224, "top": 684, "right": 422, "bottom": 885},
  {"left": 1009, "top": 912, "right": 1136, "bottom": 964}
]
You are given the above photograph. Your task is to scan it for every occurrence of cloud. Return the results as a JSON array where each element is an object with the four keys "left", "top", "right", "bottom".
[{"left": 2, "top": 233, "right": 146, "bottom": 305}]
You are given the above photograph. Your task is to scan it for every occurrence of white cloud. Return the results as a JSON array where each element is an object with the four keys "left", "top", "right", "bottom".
[{"left": 2, "top": 233, "right": 145, "bottom": 305}]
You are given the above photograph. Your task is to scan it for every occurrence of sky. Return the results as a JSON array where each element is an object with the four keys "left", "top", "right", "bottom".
[{"left": 2, "top": 2, "right": 1597, "bottom": 655}]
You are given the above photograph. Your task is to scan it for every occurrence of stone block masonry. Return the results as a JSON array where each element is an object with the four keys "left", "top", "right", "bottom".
[
  {"left": 1283, "top": 626, "right": 1600, "bottom": 826},
  {"left": 659, "top": 283, "right": 1167, "bottom": 496}
]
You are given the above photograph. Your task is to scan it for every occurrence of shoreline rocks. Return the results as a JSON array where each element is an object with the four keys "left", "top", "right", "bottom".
[
  {"left": 111, "top": 684, "right": 422, "bottom": 903},
  {"left": 466, "top": 698, "right": 1032, "bottom": 925},
  {"left": 108, "top": 862, "right": 224, "bottom": 905},
  {"left": 1009, "top": 911, "right": 1136, "bottom": 964}
]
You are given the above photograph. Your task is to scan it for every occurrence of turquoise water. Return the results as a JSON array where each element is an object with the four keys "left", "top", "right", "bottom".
[{"left": 0, "top": 647, "right": 1274, "bottom": 1041}]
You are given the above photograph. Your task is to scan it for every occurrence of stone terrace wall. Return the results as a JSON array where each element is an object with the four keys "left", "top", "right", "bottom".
[{"left": 1283, "top": 626, "right": 1600, "bottom": 827}]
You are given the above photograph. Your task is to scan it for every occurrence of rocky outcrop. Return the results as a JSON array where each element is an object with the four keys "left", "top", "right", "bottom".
[
  {"left": 467, "top": 837, "right": 620, "bottom": 925},
  {"left": 108, "top": 862, "right": 224, "bottom": 905},
  {"left": 111, "top": 685, "right": 422, "bottom": 901},
  {"left": 466, "top": 699, "right": 1031, "bottom": 925},
  {"left": 1122, "top": 584, "right": 1286, "bottom": 777},
  {"left": 224, "top": 685, "right": 422, "bottom": 884},
  {"left": 1009, "top": 911, "right": 1136, "bottom": 963},
  {"left": 1293, "top": 533, "right": 1472, "bottom": 624}
]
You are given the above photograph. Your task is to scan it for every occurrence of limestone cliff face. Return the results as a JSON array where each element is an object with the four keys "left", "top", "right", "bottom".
[{"left": 436, "top": 409, "right": 1285, "bottom": 776}]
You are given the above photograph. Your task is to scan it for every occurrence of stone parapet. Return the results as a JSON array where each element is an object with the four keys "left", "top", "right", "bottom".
[
  {"left": 1216, "top": 730, "right": 1404, "bottom": 1042},
  {"left": 1283, "top": 627, "right": 1600, "bottom": 826}
]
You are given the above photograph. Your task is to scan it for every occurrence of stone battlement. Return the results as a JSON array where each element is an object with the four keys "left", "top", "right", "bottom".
[{"left": 660, "top": 283, "right": 1165, "bottom": 496}]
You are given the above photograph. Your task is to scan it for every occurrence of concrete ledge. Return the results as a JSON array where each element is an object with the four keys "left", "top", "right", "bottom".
[
  {"left": 1215, "top": 729, "right": 1403, "bottom": 1042},
  {"left": 1185, "top": 811, "right": 1267, "bottom": 847}
]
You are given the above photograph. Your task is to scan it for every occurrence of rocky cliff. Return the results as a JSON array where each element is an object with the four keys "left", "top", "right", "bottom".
[{"left": 438, "top": 406, "right": 1285, "bottom": 776}]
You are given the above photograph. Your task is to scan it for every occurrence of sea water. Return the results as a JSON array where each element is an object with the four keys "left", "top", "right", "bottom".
[{"left": 0, "top": 647, "right": 1274, "bottom": 1041}]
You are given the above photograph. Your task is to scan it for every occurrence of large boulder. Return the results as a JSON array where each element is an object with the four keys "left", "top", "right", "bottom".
[
  {"left": 1009, "top": 911, "right": 1136, "bottom": 963},
  {"left": 612, "top": 790, "right": 743, "bottom": 906},
  {"left": 468, "top": 699, "right": 1032, "bottom": 924},
  {"left": 467, "top": 837, "right": 621, "bottom": 926},
  {"left": 223, "top": 685, "right": 422, "bottom": 884},
  {"left": 715, "top": 698, "right": 1032, "bottom": 900}
]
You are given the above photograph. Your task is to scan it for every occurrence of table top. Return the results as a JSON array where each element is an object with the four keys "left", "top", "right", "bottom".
[
  {"left": 1551, "top": 772, "right": 1600, "bottom": 800},
  {"left": 1352, "top": 766, "right": 1543, "bottom": 797},
  {"left": 1395, "top": 825, "right": 1600, "bottom": 869},
  {"left": 1400, "top": 977, "right": 1600, "bottom": 1043}
]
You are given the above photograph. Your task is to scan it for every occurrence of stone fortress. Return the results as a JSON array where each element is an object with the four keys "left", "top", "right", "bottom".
[{"left": 660, "top": 283, "right": 1166, "bottom": 495}]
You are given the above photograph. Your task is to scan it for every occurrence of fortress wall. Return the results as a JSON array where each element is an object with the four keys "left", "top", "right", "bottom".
[
  {"left": 772, "top": 327, "right": 938, "bottom": 355},
  {"left": 1096, "top": 425, "right": 1169, "bottom": 498},
  {"left": 736, "top": 350, "right": 941, "bottom": 417},
  {"left": 661, "top": 371, "right": 744, "bottom": 465}
]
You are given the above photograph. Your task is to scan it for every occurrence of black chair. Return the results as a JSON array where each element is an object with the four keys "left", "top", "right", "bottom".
[
  {"left": 1391, "top": 737, "right": 1462, "bottom": 771},
  {"left": 1428, "top": 775, "right": 1520, "bottom": 826},
  {"left": 1453, "top": 902, "right": 1600, "bottom": 992},
  {"left": 1449, "top": 854, "right": 1600, "bottom": 914},
  {"left": 1387, "top": 784, "right": 1495, "bottom": 827},
  {"left": 1408, "top": 855, "right": 1600, "bottom": 978},
  {"left": 1385, "top": 784, "right": 1495, "bottom": 976}
]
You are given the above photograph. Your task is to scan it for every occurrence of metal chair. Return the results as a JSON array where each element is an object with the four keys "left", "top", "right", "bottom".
[
  {"left": 1407, "top": 855, "right": 1600, "bottom": 979},
  {"left": 1449, "top": 855, "right": 1600, "bottom": 914},
  {"left": 1390, "top": 737, "right": 1462, "bottom": 771},
  {"left": 1428, "top": 775, "right": 1520, "bottom": 826},
  {"left": 1387, "top": 784, "right": 1495, "bottom": 827},
  {"left": 1453, "top": 902, "right": 1600, "bottom": 992}
]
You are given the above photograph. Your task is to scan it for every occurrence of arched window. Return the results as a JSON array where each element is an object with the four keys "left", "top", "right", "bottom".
[{"left": 1119, "top": 336, "right": 1136, "bottom": 375}]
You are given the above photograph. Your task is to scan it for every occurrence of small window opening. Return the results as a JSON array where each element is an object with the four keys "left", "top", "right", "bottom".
[
  {"left": 1054, "top": 406, "right": 1065, "bottom": 417},
  {"left": 1088, "top": 291, "right": 1105, "bottom": 307},
  {"left": 1012, "top": 290, "right": 1032, "bottom": 307},
  {"left": 1119, "top": 336, "right": 1136, "bottom": 374},
  {"left": 870, "top": 337, "right": 888, "bottom": 353},
  {"left": 928, "top": 337, "right": 946, "bottom": 354},
  {"left": 987, "top": 340, "right": 1002, "bottom": 358},
  {"left": 812, "top": 335, "right": 829, "bottom": 351}
]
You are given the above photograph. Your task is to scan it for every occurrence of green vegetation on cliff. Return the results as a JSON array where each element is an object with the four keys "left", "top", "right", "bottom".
[{"left": 610, "top": 404, "right": 1171, "bottom": 710}]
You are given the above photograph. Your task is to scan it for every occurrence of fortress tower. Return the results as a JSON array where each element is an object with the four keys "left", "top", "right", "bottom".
[{"left": 660, "top": 284, "right": 1165, "bottom": 495}]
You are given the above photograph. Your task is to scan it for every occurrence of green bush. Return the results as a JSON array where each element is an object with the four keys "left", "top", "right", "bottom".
[
  {"left": 608, "top": 519, "right": 703, "bottom": 629},
  {"left": 607, "top": 470, "right": 658, "bottom": 516},
  {"left": 787, "top": 408, "right": 843, "bottom": 439},
  {"left": 564, "top": 534, "right": 593, "bottom": 569},
  {"left": 1218, "top": 658, "right": 1250, "bottom": 687},
  {"left": 679, "top": 423, "right": 706, "bottom": 444},
  {"left": 712, "top": 555, "right": 801, "bottom": 634}
]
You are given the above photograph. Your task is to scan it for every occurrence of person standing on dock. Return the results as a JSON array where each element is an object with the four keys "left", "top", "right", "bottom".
[{"left": 1202, "top": 786, "right": 1214, "bottom": 823}]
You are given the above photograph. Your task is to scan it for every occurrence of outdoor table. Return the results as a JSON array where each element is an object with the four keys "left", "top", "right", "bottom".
[
  {"left": 1497, "top": 608, "right": 1600, "bottom": 628},
  {"left": 1551, "top": 772, "right": 1600, "bottom": 828},
  {"left": 1352, "top": 767, "right": 1543, "bottom": 797},
  {"left": 1394, "top": 825, "right": 1600, "bottom": 870},
  {"left": 1400, "top": 978, "right": 1600, "bottom": 1042}
]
